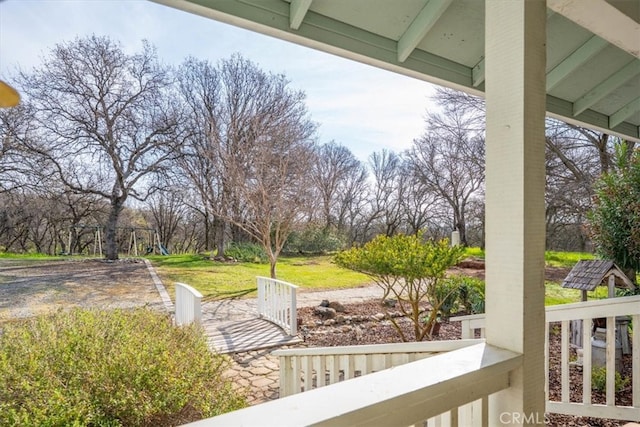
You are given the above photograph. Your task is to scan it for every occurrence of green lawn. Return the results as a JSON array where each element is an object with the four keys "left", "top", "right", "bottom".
[
  {"left": 150, "top": 251, "right": 599, "bottom": 304},
  {"left": 464, "top": 247, "right": 485, "bottom": 258},
  {"left": 148, "top": 254, "right": 370, "bottom": 299},
  {"left": 545, "top": 281, "right": 613, "bottom": 306},
  {"left": 464, "top": 247, "right": 596, "bottom": 269},
  {"left": 0, "top": 252, "right": 66, "bottom": 260},
  {"left": 544, "top": 250, "right": 595, "bottom": 267},
  {"left": 544, "top": 282, "right": 579, "bottom": 305},
  {"left": 0, "top": 250, "right": 617, "bottom": 307}
]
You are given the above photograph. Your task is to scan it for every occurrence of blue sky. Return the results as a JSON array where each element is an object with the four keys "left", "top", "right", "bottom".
[{"left": 0, "top": 0, "right": 437, "bottom": 161}]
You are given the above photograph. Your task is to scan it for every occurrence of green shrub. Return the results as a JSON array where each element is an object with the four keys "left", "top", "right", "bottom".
[
  {"left": 433, "top": 278, "right": 462, "bottom": 320},
  {"left": 591, "top": 367, "right": 629, "bottom": 393},
  {"left": 224, "top": 242, "right": 267, "bottom": 263},
  {"left": 588, "top": 143, "right": 640, "bottom": 282},
  {"left": 335, "top": 233, "right": 465, "bottom": 341},
  {"left": 453, "top": 276, "right": 485, "bottom": 314},
  {"left": 284, "top": 227, "right": 346, "bottom": 254},
  {"left": 0, "top": 308, "right": 246, "bottom": 426}
]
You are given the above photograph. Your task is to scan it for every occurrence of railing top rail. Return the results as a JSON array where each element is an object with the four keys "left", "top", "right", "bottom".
[
  {"left": 186, "top": 343, "right": 521, "bottom": 427},
  {"left": 451, "top": 295, "right": 640, "bottom": 324},
  {"left": 175, "top": 282, "right": 203, "bottom": 298},
  {"left": 272, "top": 339, "right": 484, "bottom": 357},
  {"left": 450, "top": 313, "right": 487, "bottom": 322},
  {"left": 256, "top": 276, "right": 299, "bottom": 289},
  {"left": 544, "top": 294, "right": 640, "bottom": 313}
]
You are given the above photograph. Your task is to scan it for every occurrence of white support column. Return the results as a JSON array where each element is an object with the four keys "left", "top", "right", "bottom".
[{"left": 485, "top": 1, "right": 547, "bottom": 425}]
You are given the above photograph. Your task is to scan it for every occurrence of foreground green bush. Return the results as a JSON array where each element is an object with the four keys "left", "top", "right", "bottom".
[
  {"left": 0, "top": 308, "right": 245, "bottom": 426},
  {"left": 335, "top": 233, "right": 465, "bottom": 341}
]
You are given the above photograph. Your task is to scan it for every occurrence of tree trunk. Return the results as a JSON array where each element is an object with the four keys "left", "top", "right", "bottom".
[
  {"left": 267, "top": 247, "right": 278, "bottom": 279},
  {"left": 215, "top": 216, "right": 225, "bottom": 257},
  {"left": 597, "top": 134, "right": 610, "bottom": 174},
  {"left": 454, "top": 217, "right": 467, "bottom": 246},
  {"left": 203, "top": 211, "right": 210, "bottom": 252},
  {"left": 104, "top": 199, "right": 124, "bottom": 260},
  {"left": 269, "top": 261, "right": 277, "bottom": 279}
]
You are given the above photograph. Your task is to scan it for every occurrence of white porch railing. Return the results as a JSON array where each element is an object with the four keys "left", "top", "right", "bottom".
[
  {"left": 452, "top": 294, "right": 640, "bottom": 421},
  {"left": 257, "top": 276, "right": 298, "bottom": 335},
  {"left": 450, "top": 313, "right": 486, "bottom": 339},
  {"left": 185, "top": 342, "right": 521, "bottom": 427},
  {"left": 175, "top": 282, "right": 202, "bottom": 326},
  {"left": 273, "top": 339, "right": 483, "bottom": 397}
]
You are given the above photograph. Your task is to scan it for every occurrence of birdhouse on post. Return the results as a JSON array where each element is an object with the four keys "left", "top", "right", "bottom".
[{"left": 562, "top": 260, "right": 636, "bottom": 363}]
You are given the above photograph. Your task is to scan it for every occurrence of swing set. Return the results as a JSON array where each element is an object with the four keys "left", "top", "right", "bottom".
[
  {"left": 65, "top": 225, "right": 169, "bottom": 257},
  {"left": 127, "top": 227, "right": 169, "bottom": 256},
  {"left": 65, "top": 224, "right": 103, "bottom": 256}
]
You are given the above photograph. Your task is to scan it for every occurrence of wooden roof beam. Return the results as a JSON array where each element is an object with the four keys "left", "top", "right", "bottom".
[
  {"left": 610, "top": 97, "right": 640, "bottom": 129},
  {"left": 546, "top": 35, "right": 608, "bottom": 90},
  {"left": 573, "top": 59, "right": 640, "bottom": 116},
  {"left": 397, "top": 0, "right": 453, "bottom": 63},
  {"left": 289, "top": 0, "right": 312, "bottom": 30},
  {"left": 548, "top": 0, "right": 640, "bottom": 59}
]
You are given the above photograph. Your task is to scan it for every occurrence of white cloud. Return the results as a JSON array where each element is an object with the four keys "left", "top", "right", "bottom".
[{"left": 0, "top": 0, "right": 438, "bottom": 161}]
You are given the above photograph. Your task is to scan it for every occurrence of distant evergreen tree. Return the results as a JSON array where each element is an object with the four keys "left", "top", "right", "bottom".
[{"left": 588, "top": 143, "right": 640, "bottom": 283}]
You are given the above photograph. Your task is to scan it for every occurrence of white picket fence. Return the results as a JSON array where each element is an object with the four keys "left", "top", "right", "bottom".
[
  {"left": 257, "top": 276, "right": 298, "bottom": 335},
  {"left": 174, "top": 282, "right": 202, "bottom": 326},
  {"left": 452, "top": 295, "right": 640, "bottom": 421}
]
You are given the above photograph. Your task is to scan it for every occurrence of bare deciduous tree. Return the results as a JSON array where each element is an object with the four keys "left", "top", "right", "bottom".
[
  {"left": 398, "top": 158, "right": 443, "bottom": 236},
  {"left": 147, "top": 189, "right": 186, "bottom": 250},
  {"left": 409, "top": 107, "right": 485, "bottom": 246},
  {"left": 177, "top": 55, "right": 316, "bottom": 277},
  {"left": 311, "top": 141, "right": 368, "bottom": 234},
  {"left": 15, "top": 36, "right": 183, "bottom": 259}
]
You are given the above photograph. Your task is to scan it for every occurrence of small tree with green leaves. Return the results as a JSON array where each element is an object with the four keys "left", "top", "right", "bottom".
[
  {"left": 588, "top": 143, "right": 640, "bottom": 283},
  {"left": 334, "top": 233, "right": 465, "bottom": 341}
]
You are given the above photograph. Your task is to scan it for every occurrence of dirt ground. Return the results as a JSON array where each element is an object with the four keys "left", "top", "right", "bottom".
[{"left": 0, "top": 258, "right": 165, "bottom": 320}]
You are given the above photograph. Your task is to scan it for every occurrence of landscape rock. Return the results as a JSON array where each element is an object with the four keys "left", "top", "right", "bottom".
[
  {"left": 328, "top": 301, "right": 347, "bottom": 312},
  {"left": 314, "top": 306, "right": 337, "bottom": 319},
  {"left": 371, "top": 312, "right": 386, "bottom": 321}
]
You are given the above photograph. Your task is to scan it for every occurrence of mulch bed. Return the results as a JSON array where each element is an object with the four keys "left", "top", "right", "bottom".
[{"left": 297, "top": 300, "right": 634, "bottom": 427}]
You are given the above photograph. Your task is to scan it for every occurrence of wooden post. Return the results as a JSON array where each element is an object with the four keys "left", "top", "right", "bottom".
[
  {"left": 608, "top": 274, "right": 615, "bottom": 298},
  {"left": 485, "top": 0, "right": 547, "bottom": 423}
]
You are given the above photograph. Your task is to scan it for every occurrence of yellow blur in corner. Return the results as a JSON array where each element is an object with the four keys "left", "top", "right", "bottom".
[{"left": 0, "top": 80, "right": 20, "bottom": 108}]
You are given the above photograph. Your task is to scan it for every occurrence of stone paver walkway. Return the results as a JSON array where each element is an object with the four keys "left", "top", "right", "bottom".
[{"left": 212, "top": 284, "right": 381, "bottom": 405}]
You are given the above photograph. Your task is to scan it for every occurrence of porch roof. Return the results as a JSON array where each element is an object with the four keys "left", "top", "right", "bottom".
[{"left": 154, "top": 0, "right": 640, "bottom": 142}]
